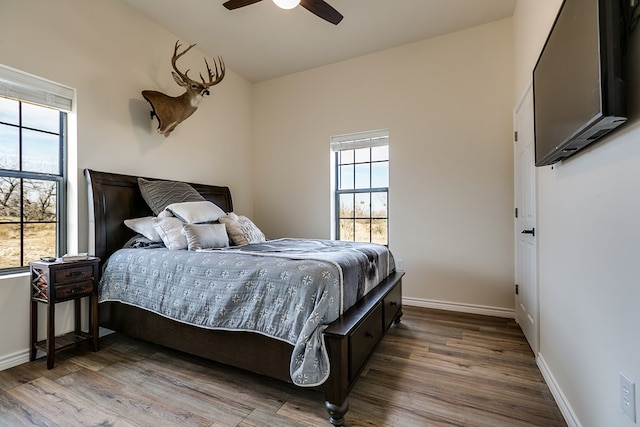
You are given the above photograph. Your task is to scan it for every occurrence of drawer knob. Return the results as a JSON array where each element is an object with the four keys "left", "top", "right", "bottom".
[
  {"left": 71, "top": 287, "right": 85, "bottom": 294},
  {"left": 389, "top": 301, "right": 397, "bottom": 307},
  {"left": 365, "top": 331, "right": 375, "bottom": 339},
  {"left": 66, "top": 271, "right": 84, "bottom": 278}
]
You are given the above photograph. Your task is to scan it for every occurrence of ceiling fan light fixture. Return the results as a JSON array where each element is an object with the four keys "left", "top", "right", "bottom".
[{"left": 272, "top": 0, "right": 301, "bottom": 10}]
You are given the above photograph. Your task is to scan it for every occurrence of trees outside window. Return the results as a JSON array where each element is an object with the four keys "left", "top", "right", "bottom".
[{"left": 0, "top": 96, "right": 66, "bottom": 272}]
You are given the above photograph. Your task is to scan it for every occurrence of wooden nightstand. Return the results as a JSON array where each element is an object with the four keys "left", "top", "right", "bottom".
[{"left": 29, "top": 257, "right": 100, "bottom": 369}]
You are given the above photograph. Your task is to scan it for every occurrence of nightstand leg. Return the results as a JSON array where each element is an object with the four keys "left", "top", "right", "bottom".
[
  {"left": 90, "top": 294, "right": 99, "bottom": 351},
  {"left": 74, "top": 298, "right": 81, "bottom": 332},
  {"left": 46, "top": 302, "right": 55, "bottom": 369},
  {"left": 30, "top": 300, "right": 37, "bottom": 361}
]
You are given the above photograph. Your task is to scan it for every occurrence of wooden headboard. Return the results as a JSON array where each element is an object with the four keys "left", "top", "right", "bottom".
[{"left": 84, "top": 169, "right": 233, "bottom": 266}]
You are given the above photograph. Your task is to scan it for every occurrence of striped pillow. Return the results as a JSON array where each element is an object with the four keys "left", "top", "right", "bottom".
[{"left": 138, "top": 178, "right": 205, "bottom": 215}]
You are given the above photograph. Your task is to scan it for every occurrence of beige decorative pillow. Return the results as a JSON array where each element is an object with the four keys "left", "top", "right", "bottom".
[
  {"left": 182, "top": 223, "right": 229, "bottom": 250},
  {"left": 219, "top": 212, "right": 266, "bottom": 246},
  {"left": 165, "top": 201, "right": 226, "bottom": 224},
  {"left": 152, "top": 217, "right": 188, "bottom": 250}
]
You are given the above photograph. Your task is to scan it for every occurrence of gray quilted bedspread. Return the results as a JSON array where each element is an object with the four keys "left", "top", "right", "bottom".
[{"left": 99, "top": 238, "right": 394, "bottom": 386}]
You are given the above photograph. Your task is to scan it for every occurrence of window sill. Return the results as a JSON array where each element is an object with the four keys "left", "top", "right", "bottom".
[{"left": 0, "top": 270, "right": 30, "bottom": 281}]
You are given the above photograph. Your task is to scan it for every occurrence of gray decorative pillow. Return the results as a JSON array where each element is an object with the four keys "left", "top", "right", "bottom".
[
  {"left": 152, "top": 217, "right": 188, "bottom": 250},
  {"left": 182, "top": 223, "right": 229, "bottom": 250},
  {"left": 219, "top": 212, "right": 266, "bottom": 246},
  {"left": 165, "top": 201, "right": 226, "bottom": 224},
  {"left": 138, "top": 177, "right": 205, "bottom": 215}
]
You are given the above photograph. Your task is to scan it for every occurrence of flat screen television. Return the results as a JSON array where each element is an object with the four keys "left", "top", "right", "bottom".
[{"left": 533, "top": 0, "right": 627, "bottom": 167}]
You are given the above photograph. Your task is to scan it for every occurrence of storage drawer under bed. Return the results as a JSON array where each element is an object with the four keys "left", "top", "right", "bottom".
[
  {"left": 349, "top": 303, "right": 383, "bottom": 380},
  {"left": 383, "top": 282, "right": 402, "bottom": 330}
]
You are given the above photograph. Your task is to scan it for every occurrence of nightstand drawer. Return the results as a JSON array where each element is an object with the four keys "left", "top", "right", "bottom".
[
  {"left": 55, "top": 280, "right": 94, "bottom": 300},
  {"left": 54, "top": 265, "right": 94, "bottom": 284}
]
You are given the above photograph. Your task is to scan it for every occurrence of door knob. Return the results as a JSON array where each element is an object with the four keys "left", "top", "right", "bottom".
[{"left": 521, "top": 228, "right": 535, "bottom": 236}]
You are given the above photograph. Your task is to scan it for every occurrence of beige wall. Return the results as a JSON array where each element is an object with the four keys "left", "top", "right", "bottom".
[
  {"left": 513, "top": 0, "right": 559, "bottom": 99},
  {"left": 252, "top": 18, "right": 515, "bottom": 313},
  {"left": 0, "top": 0, "right": 254, "bottom": 367},
  {"left": 515, "top": 1, "right": 640, "bottom": 426}
]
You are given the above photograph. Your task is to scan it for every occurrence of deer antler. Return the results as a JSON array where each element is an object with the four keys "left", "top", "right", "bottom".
[
  {"left": 201, "top": 57, "right": 225, "bottom": 88},
  {"left": 171, "top": 41, "right": 198, "bottom": 84},
  {"left": 171, "top": 41, "right": 225, "bottom": 88}
]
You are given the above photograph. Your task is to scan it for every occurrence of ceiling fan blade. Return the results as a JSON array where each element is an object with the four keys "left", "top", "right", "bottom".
[
  {"left": 300, "top": 0, "right": 343, "bottom": 25},
  {"left": 223, "top": 0, "right": 264, "bottom": 10}
]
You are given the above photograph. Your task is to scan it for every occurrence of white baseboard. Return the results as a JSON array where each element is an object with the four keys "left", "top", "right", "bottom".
[
  {"left": 537, "top": 353, "right": 581, "bottom": 427},
  {"left": 403, "top": 296, "right": 515, "bottom": 318},
  {"left": 0, "top": 349, "right": 30, "bottom": 371}
]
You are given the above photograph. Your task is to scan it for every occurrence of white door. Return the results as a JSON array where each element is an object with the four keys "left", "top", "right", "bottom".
[{"left": 514, "top": 86, "right": 538, "bottom": 354}]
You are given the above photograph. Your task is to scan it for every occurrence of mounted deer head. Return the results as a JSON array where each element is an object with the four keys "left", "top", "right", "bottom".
[{"left": 142, "top": 41, "right": 225, "bottom": 137}]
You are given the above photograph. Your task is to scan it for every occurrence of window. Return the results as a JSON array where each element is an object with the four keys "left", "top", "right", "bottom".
[
  {"left": 332, "top": 130, "right": 389, "bottom": 245},
  {"left": 0, "top": 65, "right": 72, "bottom": 273}
]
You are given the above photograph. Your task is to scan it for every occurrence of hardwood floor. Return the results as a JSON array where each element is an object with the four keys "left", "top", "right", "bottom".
[{"left": 0, "top": 306, "right": 567, "bottom": 426}]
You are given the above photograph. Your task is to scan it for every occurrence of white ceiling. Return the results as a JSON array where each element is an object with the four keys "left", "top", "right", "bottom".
[{"left": 120, "top": 0, "right": 517, "bottom": 82}]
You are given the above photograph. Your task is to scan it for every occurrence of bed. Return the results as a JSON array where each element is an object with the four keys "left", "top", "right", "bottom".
[{"left": 84, "top": 168, "right": 404, "bottom": 426}]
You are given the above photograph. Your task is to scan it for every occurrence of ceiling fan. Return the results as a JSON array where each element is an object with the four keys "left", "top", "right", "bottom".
[{"left": 223, "top": 0, "right": 343, "bottom": 25}]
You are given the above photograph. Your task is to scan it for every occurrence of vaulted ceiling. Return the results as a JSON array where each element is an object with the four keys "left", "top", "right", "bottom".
[{"left": 120, "top": 0, "right": 517, "bottom": 82}]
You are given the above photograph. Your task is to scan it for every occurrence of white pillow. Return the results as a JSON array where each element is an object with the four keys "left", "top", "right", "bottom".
[
  {"left": 219, "top": 212, "right": 266, "bottom": 245},
  {"left": 165, "top": 201, "right": 226, "bottom": 224},
  {"left": 124, "top": 217, "right": 162, "bottom": 242},
  {"left": 182, "top": 223, "right": 229, "bottom": 250},
  {"left": 152, "top": 217, "right": 188, "bottom": 250}
]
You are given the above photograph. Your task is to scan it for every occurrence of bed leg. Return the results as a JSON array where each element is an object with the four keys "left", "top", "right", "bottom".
[{"left": 325, "top": 400, "right": 349, "bottom": 426}]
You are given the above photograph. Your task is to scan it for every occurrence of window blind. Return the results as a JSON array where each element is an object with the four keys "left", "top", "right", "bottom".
[
  {"left": 0, "top": 64, "right": 74, "bottom": 112},
  {"left": 330, "top": 129, "right": 389, "bottom": 151}
]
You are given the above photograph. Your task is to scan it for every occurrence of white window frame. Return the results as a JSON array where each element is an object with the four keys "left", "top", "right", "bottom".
[
  {"left": 0, "top": 64, "right": 73, "bottom": 274},
  {"left": 331, "top": 129, "right": 389, "bottom": 245}
]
